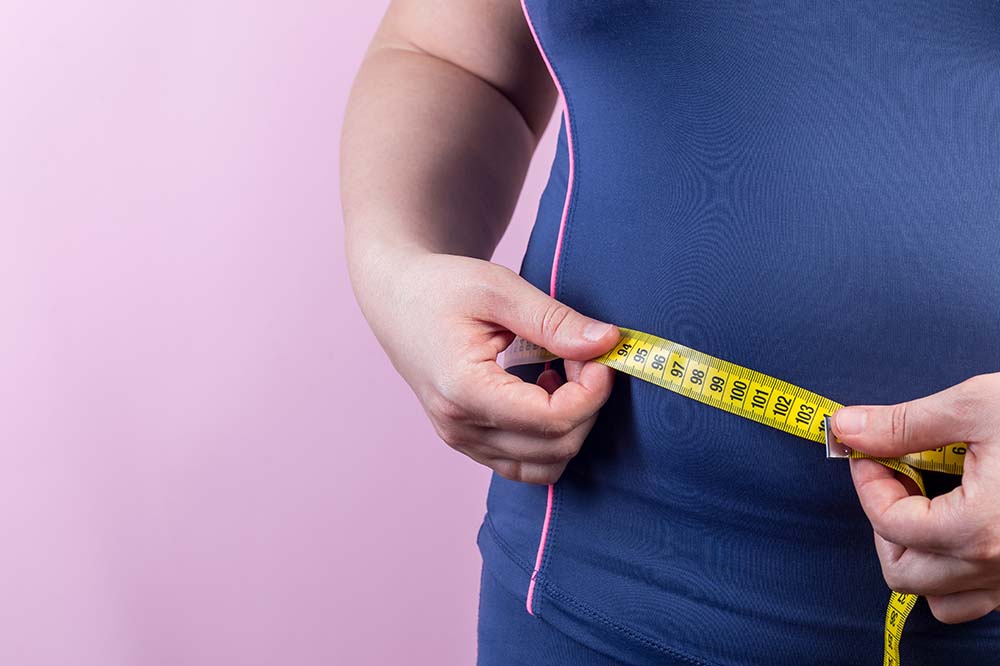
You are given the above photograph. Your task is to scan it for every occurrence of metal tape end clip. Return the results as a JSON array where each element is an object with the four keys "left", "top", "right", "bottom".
[{"left": 824, "top": 415, "right": 852, "bottom": 459}]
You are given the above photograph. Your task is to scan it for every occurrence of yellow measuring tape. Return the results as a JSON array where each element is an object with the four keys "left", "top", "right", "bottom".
[{"left": 501, "top": 326, "right": 967, "bottom": 666}]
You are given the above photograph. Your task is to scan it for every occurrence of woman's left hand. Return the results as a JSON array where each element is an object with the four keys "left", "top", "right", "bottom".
[{"left": 830, "top": 373, "right": 1000, "bottom": 624}]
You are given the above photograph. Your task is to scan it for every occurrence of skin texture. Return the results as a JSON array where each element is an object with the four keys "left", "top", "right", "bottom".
[
  {"left": 341, "top": 0, "right": 621, "bottom": 485},
  {"left": 343, "top": 0, "right": 998, "bottom": 624},
  {"left": 832, "top": 374, "right": 1000, "bottom": 623}
]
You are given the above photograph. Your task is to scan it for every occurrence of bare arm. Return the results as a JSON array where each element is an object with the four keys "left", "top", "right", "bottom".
[
  {"left": 342, "top": 0, "right": 555, "bottom": 265},
  {"left": 341, "top": 1, "right": 620, "bottom": 483}
]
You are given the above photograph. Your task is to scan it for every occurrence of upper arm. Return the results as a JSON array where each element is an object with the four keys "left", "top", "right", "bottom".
[{"left": 370, "top": 0, "right": 557, "bottom": 142}]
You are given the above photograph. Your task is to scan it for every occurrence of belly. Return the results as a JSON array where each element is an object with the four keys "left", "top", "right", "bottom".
[
  {"left": 514, "top": 2, "right": 1000, "bottom": 661},
  {"left": 537, "top": 131, "right": 1000, "bottom": 661}
]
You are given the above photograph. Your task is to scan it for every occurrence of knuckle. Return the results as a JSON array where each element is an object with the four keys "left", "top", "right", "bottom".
[
  {"left": 425, "top": 392, "right": 475, "bottom": 449},
  {"left": 553, "top": 439, "right": 582, "bottom": 461},
  {"left": 926, "top": 598, "right": 962, "bottom": 625},
  {"left": 493, "top": 460, "right": 523, "bottom": 483},
  {"left": 541, "top": 417, "right": 575, "bottom": 440},
  {"left": 871, "top": 519, "right": 893, "bottom": 543},
  {"left": 427, "top": 390, "right": 466, "bottom": 425},
  {"left": 532, "top": 441, "right": 577, "bottom": 464},
  {"left": 539, "top": 302, "right": 573, "bottom": 340},
  {"left": 926, "top": 598, "right": 949, "bottom": 623},
  {"left": 492, "top": 460, "right": 561, "bottom": 485},
  {"left": 879, "top": 561, "right": 905, "bottom": 592},
  {"left": 525, "top": 466, "right": 561, "bottom": 485},
  {"left": 889, "top": 402, "right": 911, "bottom": 446},
  {"left": 431, "top": 420, "right": 462, "bottom": 448}
]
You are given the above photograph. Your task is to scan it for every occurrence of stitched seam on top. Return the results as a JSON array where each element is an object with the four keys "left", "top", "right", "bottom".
[
  {"left": 522, "top": 1, "right": 581, "bottom": 619},
  {"left": 540, "top": 472, "right": 563, "bottom": 580},
  {"left": 483, "top": 515, "right": 719, "bottom": 666},
  {"left": 551, "top": 72, "right": 579, "bottom": 308},
  {"left": 485, "top": 513, "right": 536, "bottom": 573},
  {"left": 535, "top": 579, "right": 714, "bottom": 666}
]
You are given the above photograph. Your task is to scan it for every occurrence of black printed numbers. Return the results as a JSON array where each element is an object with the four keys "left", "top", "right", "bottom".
[
  {"left": 729, "top": 380, "right": 748, "bottom": 403},
  {"left": 751, "top": 388, "right": 769, "bottom": 411},
  {"left": 817, "top": 412, "right": 831, "bottom": 432},
  {"left": 795, "top": 403, "right": 816, "bottom": 426},
  {"left": 772, "top": 395, "right": 792, "bottom": 419}
]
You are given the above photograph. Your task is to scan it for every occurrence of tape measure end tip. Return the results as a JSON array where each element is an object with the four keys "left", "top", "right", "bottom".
[{"left": 824, "top": 415, "right": 852, "bottom": 459}]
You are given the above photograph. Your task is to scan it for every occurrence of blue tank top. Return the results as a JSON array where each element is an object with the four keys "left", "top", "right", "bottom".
[{"left": 478, "top": 2, "right": 1000, "bottom": 664}]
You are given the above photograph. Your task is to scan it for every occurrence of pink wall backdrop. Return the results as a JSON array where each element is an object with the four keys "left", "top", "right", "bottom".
[{"left": 0, "top": 2, "right": 558, "bottom": 664}]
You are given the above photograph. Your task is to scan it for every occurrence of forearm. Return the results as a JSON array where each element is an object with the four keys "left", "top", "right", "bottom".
[{"left": 341, "top": 43, "right": 545, "bottom": 301}]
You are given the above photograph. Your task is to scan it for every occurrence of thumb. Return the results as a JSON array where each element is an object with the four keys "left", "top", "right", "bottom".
[
  {"left": 831, "top": 383, "right": 977, "bottom": 457},
  {"left": 491, "top": 271, "right": 620, "bottom": 361}
]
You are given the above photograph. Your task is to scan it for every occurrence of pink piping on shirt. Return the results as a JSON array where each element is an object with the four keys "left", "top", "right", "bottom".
[{"left": 519, "top": 0, "right": 576, "bottom": 616}]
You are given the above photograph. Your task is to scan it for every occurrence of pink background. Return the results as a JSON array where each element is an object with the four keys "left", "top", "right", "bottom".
[{"left": 1, "top": 2, "right": 558, "bottom": 664}]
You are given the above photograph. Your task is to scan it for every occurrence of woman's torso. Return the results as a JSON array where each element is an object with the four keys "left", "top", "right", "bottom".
[{"left": 479, "top": 2, "right": 1000, "bottom": 664}]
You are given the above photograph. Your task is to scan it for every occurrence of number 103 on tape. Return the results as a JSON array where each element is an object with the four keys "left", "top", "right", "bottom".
[{"left": 501, "top": 325, "right": 968, "bottom": 666}]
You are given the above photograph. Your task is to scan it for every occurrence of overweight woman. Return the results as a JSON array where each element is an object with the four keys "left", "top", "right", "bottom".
[{"left": 341, "top": 2, "right": 1000, "bottom": 664}]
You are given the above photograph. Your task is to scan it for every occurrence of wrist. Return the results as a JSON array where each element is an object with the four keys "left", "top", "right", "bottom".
[{"left": 346, "top": 232, "right": 431, "bottom": 311}]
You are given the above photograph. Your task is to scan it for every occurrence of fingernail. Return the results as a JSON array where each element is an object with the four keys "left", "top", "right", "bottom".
[
  {"left": 835, "top": 407, "right": 868, "bottom": 435},
  {"left": 583, "top": 322, "right": 614, "bottom": 342}
]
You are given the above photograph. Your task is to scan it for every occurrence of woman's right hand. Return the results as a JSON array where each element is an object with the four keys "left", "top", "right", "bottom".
[{"left": 358, "top": 250, "right": 621, "bottom": 484}]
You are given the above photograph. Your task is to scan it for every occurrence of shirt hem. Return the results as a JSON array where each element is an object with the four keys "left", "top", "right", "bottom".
[{"left": 478, "top": 513, "right": 717, "bottom": 666}]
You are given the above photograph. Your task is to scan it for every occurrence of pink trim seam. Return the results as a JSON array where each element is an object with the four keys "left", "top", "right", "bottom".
[{"left": 519, "top": 0, "right": 576, "bottom": 616}]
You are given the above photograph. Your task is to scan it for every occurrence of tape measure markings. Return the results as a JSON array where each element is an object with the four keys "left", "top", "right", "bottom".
[
  {"left": 500, "top": 325, "right": 967, "bottom": 666},
  {"left": 884, "top": 592, "right": 918, "bottom": 666}
]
